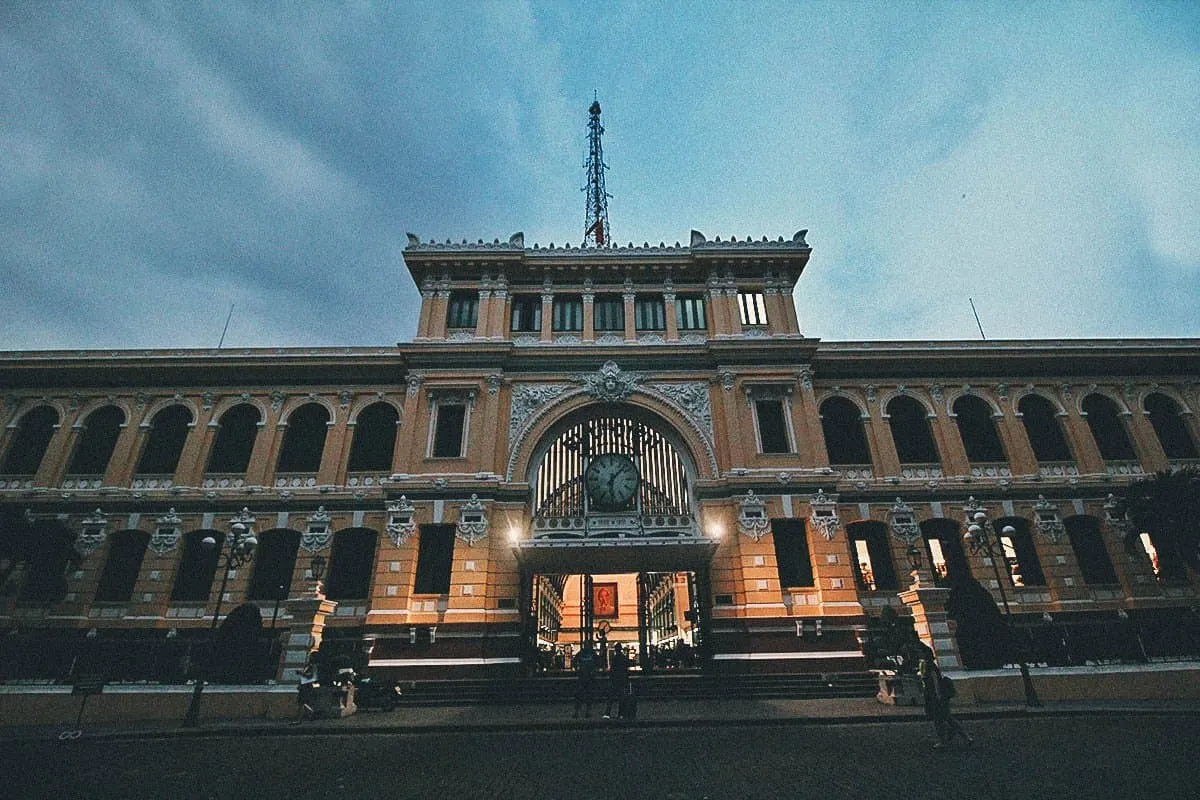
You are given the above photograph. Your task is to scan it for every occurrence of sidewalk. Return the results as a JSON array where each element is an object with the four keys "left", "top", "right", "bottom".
[{"left": 5, "top": 695, "right": 1198, "bottom": 743}]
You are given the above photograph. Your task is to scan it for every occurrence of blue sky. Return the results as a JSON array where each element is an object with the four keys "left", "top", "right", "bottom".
[{"left": 2, "top": 1, "right": 1198, "bottom": 350}]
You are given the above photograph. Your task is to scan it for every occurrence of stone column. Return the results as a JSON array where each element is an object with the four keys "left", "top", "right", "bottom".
[
  {"left": 792, "top": 367, "right": 826, "bottom": 467},
  {"left": 725, "top": 287, "right": 743, "bottom": 336},
  {"left": 1060, "top": 387, "right": 1105, "bottom": 475},
  {"left": 416, "top": 284, "right": 434, "bottom": 339},
  {"left": 104, "top": 417, "right": 143, "bottom": 487},
  {"left": 899, "top": 578, "right": 961, "bottom": 669},
  {"left": 488, "top": 275, "right": 509, "bottom": 339},
  {"left": 174, "top": 403, "right": 216, "bottom": 487},
  {"left": 582, "top": 283, "right": 595, "bottom": 343},
  {"left": 539, "top": 282, "right": 553, "bottom": 343},
  {"left": 428, "top": 287, "right": 450, "bottom": 340},
  {"left": 865, "top": 389, "right": 901, "bottom": 478},
  {"left": 706, "top": 281, "right": 729, "bottom": 336},
  {"left": 622, "top": 280, "right": 636, "bottom": 342},
  {"left": 663, "top": 287, "right": 679, "bottom": 342},
  {"left": 318, "top": 413, "right": 350, "bottom": 486},
  {"left": 779, "top": 283, "right": 801, "bottom": 335},
  {"left": 1126, "top": 404, "right": 1169, "bottom": 473},
  {"left": 243, "top": 412, "right": 278, "bottom": 487},
  {"left": 931, "top": 391, "right": 970, "bottom": 477},
  {"left": 473, "top": 282, "right": 492, "bottom": 339},
  {"left": 280, "top": 587, "right": 338, "bottom": 682},
  {"left": 997, "top": 394, "right": 1038, "bottom": 477},
  {"left": 36, "top": 417, "right": 77, "bottom": 487}
]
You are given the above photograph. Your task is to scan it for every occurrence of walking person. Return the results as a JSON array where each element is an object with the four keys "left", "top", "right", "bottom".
[
  {"left": 603, "top": 644, "right": 630, "bottom": 720},
  {"left": 572, "top": 644, "right": 598, "bottom": 718},
  {"left": 918, "top": 649, "right": 973, "bottom": 748}
]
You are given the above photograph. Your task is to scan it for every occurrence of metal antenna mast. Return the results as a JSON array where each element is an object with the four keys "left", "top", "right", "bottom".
[{"left": 583, "top": 96, "right": 611, "bottom": 248}]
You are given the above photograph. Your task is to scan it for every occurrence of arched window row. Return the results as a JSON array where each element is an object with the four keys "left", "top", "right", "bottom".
[
  {"left": 833, "top": 513, "right": 1121, "bottom": 595},
  {"left": 1, "top": 392, "right": 404, "bottom": 487}
]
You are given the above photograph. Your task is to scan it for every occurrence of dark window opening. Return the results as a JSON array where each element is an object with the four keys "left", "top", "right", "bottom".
[
  {"left": 18, "top": 521, "right": 78, "bottom": 602},
  {"left": 737, "top": 291, "right": 768, "bottom": 326},
  {"left": 675, "top": 294, "right": 707, "bottom": 331},
  {"left": 593, "top": 294, "right": 624, "bottom": 331},
  {"left": 1, "top": 405, "right": 58, "bottom": 475},
  {"left": 1082, "top": 394, "right": 1135, "bottom": 461},
  {"left": 887, "top": 396, "right": 939, "bottom": 464},
  {"left": 347, "top": 402, "right": 399, "bottom": 472},
  {"left": 248, "top": 529, "right": 300, "bottom": 600},
  {"left": 414, "top": 524, "right": 456, "bottom": 595},
  {"left": 171, "top": 530, "right": 223, "bottom": 602},
  {"left": 1145, "top": 393, "right": 1198, "bottom": 459},
  {"left": 95, "top": 530, "right": 150, "bottom": 602},
  {"left": 920, "top": 519, "right": 972, "bottom": 586},
  {"left": 772, "top": 519, "right": 814, "bottom": 588},
  {"left": 953, "top": 395, "right": 1006, "bottom": 463},
  {"left": 510, "top": 295, "right": 542, "bottom": 333},
  {"left": 136, "top": 405, "right": 193, "bottom": 475},
  {"left": 325, "top": 528, "right": 377, "bottom": 600},
  {"left": 1064, "top": 516, "right": 1118, "bottom": 585},
  {"left": 276, "top": 403, "right": 330, "bottom": 473},
  {"left": 66, "top": 405, "right": 124, "bottom": 475},
  {"left": 432, "top": 403, "right": 466, "bottom": 458},
  {"left": 446, "top": 291, "right": 479, "bottom": 329},
  {"left": 848, "top": 521, "right": 898, "bottom": 591},
  {"left": 993, "top": 518, "right": 1045, "bottom": 587},
  {"left": 1018, "top": 394, "right": 1072, "bottom": 462},
  {"left": 552, "top": 295, "right": 583, "bottom": 332},
  {"left": 755, "top": 399, "right": 791, "bottom": 454},
  {"left": 634, "top": 295, "right": 666, "bottom": 330},
  {"left": 820, "top": 396, "right": 871, "bottom": 465},
  {"left": 206, "top": 404, "right": 261, "bottom": 474}
]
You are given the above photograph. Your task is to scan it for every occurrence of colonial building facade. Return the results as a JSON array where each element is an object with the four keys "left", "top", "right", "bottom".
[{"left": 2, "top": 229, "right": 1198, "bottom": 681}]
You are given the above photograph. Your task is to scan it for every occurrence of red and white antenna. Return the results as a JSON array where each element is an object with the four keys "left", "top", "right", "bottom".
[{"left": 583, "top": 96, "right": 611, "bottom": 248}]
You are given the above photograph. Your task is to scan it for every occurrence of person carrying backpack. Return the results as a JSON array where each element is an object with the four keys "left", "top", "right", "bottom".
[{"left": 918, "top": 649, "right": 973, "bottom": 749}]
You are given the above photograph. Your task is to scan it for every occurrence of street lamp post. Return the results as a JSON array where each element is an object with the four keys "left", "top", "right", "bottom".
[
  {"left": 182, "top": 510, "right": 258, "bottom": 727},
  {"left": 963, "top": 509, "right": 1042, "bottom": 708}
]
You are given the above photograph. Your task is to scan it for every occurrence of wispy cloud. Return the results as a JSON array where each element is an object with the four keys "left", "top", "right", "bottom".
[{"left": 0, "top": 1, "right": 1196, "bottom": 350}]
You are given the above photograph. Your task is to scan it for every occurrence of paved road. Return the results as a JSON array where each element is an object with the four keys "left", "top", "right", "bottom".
[{"left": 6, "top": 714, "right": 1197, "bottom": 799}]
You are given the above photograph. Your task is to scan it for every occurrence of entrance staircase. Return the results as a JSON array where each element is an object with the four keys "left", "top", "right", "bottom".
[{"left": 393, "top": 672, "right": 879, "bottom": 707}]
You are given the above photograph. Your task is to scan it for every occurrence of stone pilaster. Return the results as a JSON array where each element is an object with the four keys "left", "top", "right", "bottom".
[{"left": 899, "top": 581, "right": 960, "bottom": 669}]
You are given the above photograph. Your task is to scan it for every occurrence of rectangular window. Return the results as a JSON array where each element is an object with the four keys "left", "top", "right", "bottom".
[
  {"left": 675, "top": 294, "right": 707, "bottom": 331},
  {"left": 510, "top": 295, "right": 542, "bottom": 333},
  {"left": 446, "top": 291, "right": 478, "bottom": 329},
  {"left": 413, "top": 524, "right": 456, "bottom": 595},
  {"left": 755, "top": 399, "right": 792, "bottom": 454},
  {"left": 738, "top": 291, "right": 768, "bottom": 326},
  {"left": 593, "top": 295, "right": 624, "bottom": 331},
  {"left": 772, "top": 519, "right": 814, "bottom": 588},
  {"left": 999, "top": 527, "right": 1046, "bottom": 587},
  {"left": 431, "top": 403, "right": 466, "bottom": 458},
  {"left": 1066, "top": 517, "right": 1118, "bottom": 585},
  {"left": 552, "top": 295, "right": 583, "bottom": 331},
  {"left": 849, "top": 524, "right": 899, "bottom": 591},
  {"left": 634, "top": 295, "right": 666, "bottom": 331}
]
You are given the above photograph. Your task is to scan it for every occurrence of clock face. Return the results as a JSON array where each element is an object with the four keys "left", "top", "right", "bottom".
[{"left": 584, "top": 453, "right": 640, "bottom": 511}]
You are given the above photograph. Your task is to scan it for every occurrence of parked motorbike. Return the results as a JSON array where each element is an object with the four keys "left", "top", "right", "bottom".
[{"left": 341, "top": 671, "right": 403, "bottom": 711}]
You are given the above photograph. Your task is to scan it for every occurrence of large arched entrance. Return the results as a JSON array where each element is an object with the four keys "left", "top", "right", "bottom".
[{"left": 514, "top": 405, "right": 716, "bottom": 673}]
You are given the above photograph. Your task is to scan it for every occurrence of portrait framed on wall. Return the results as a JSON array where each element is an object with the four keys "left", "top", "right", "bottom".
[{"left": 592, "top": 582, "right": 619, "bottom": 618}]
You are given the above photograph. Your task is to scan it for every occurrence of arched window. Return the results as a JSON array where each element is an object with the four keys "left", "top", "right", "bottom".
[
  {"left": 1, "top": 405, "right": 59, "bottom": 475},
  {"left": 171, "top": 530, "right": 223, "bottom": 602},
  {"left": 920, "top": 519, "right": 971, "bottom": 586},
  {"left": 1145, "top": 393, "right": 1198, "bottom": 459},
  {"left": 19, "top": 520, "right": 78, "bottom": 602},
  {"left": 347, "top": 403, "right": 400, "bottom": 472},
  {"left": 820, "top": 396, "right": 871, "bottom": 465},
  {"left": 276, "top": 403, "right": 329, "bottom": 473},
  {"left": 248, "top": 529, "right": 300, "bottom": 601},
  {"left": 1018, "top": 394, "right": 1072, "bottom": 462},
  {"left": 66, "top": 405, "right": 124, "bottom": 476},
  {"left": 95, "top": 530, "right": 151, "bottom": 602},
  {"left": 992, "top": 518, "right": 1045, "bottom": 587},
  {"left": 953, "top": 395, "right": 1006, "bottom": 463},
  {"left": 846, "top": 521, "right": 898, "bottom": 591},
  {"left": 886, "top": 396, "right": 939, "bottom": 464},
  {"left": 1081, "top": 394, "right": 1135, "bottom": 461},
  {"left": 1063, "top": 516, "right": 1117, "bottom": 585},
  {"left": 136, "top": 405, "right": 193, "bottom": 475},
  {"left": 325, "top": 528, "right": 378, "bottom": 600},
  {"left": 206, "top": 404, "right": 261, "bottom": 474}
]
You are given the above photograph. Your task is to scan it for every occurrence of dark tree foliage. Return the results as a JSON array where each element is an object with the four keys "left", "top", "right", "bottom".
[
  {"left": 945, "top": 576, "right": 1014, "bottom": 669},
  {"left": 1119, "top": 467, "right": 1200, "bottom": 583}
]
